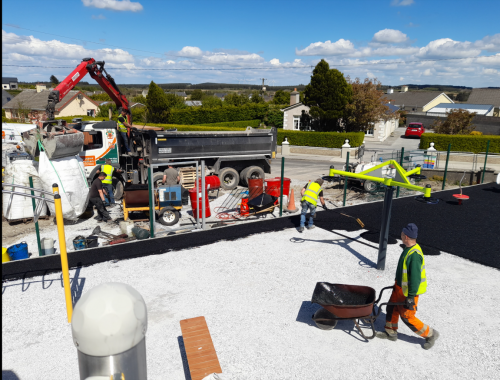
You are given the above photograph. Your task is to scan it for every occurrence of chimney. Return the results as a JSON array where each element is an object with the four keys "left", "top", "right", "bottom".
[
  {"left": 401, "top": 85, "right": 408, "bottom": 92},
  {"left": 36, "top": 83, "right": 46, "bottom": 93},
  {"left": 290, "top": 88, "right": 300, "bottom": 106}
]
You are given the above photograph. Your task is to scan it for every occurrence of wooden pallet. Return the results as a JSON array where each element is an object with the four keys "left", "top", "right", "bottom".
[
  {"left": 179, "top": 167, "right": 201, "bottom": 190},
  {"left": 180, "top": 316, "right": 222, "bottom": 380}
]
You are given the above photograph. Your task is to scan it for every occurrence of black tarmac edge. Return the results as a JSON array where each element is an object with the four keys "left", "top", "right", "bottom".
[{"left": 3, "top": 183, "right": 499, "bottom": 281}]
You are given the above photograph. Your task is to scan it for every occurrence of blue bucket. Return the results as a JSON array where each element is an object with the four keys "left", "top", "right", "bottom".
[
  {"left": 73, "top": 236, "right": 87, "bottom": 251},
  {"left": 7, "top": 242, "right": 29, "bottom": 261}
]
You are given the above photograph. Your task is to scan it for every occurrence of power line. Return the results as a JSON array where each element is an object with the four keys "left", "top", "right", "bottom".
[{"left": 1, "top": 64, "right": 313, "bottom": 71}]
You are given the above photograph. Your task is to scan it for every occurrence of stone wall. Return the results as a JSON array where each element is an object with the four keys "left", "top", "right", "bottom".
[{"left": 407, "top": 114, "right": 500, "bottom": 135}]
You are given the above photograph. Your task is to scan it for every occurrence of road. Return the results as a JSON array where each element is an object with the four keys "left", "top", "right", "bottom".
[{"left": 270, "top": 157, "right": 332, "bottom": 182}]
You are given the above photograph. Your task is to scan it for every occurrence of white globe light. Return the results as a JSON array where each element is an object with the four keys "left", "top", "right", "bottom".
[{"left": 71, "top": 282, "right": 148, "bottom": 356}]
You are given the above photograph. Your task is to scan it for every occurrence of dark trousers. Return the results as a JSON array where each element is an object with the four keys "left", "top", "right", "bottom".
[
  {"left": 102, "top": 184, "right": 115, "bottom": 206},
  {"left": 89, "top": 197, "right": 111, "bottom": 221},
  {"left": 120, "top": 132, "right": 131, "bottom": 153}
]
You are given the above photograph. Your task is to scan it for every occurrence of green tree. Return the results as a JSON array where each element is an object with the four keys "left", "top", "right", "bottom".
[
  {"left": 201, "top": 96, "right": 223, "bottom": 109},
  {"left": 90, "top": 93, "right": 112, "bottom": 101},
  {"left": 302, "top": 59, "right": 352, "bottom": 131},
  {"left": 224, "top": 93, "right": 249, "bottom": 107},
  {"left": 165, "top": 93, "right": 186, "bottom": 109},
  {"left": 146, "top": 81, "right": 170, "bottom": 123},
  {"left": 131, "top": 95, "right": 147, "bottom": 104},
  {"left": 455, "top": 91, "right": 470, "bottom": 102},
  {"left": 344, "top": 77, "right": 391, "bottom": 133},
  {"left": 50, "top": 75, "right": 59, "bottom": 85},
  {"left": 190, "top": 89, "right": 204, "bottom": 100},
  {"left": 431, "top": 109, "right": 476, "bottom": 134},
  {"left": 250, "top": 90, "right": 264, "bottom": 104},
  {"left": 272, "top": 90, "right": 290, "bottom": 105}
]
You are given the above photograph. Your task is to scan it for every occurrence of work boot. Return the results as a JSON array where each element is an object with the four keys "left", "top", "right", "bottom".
[
  {"left": 376, "top": 329, "right": 398, "bottom": 341},
  {"left": 306, "top": 225, "right": 315, "bottom": 230},
  {"left": 423, "top": 329, "right": 439, "bottom": 350},
  {"left": 298, "top": 227, "right": 304, "bottom": 233}
]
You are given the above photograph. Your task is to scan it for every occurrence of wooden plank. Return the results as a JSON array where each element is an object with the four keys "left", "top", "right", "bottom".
[{"left": 180, "top": 316, "right": 222, "bottom": 380}]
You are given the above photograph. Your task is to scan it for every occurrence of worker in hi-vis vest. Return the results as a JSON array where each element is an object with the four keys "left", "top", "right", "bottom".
[
  {"left": 298, "top": 178, "right": 327, "bottom": 232},
  {"left": 97, "top": 159, "right": 123, "bottom": 207},
  {"left": 377, "top": 223, "right": 440, "bottom": 350},
  {"left": 117, "top": 109, "right": 133, "bottom": 155}
]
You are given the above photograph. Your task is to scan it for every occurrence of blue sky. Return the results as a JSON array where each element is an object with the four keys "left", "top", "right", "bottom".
[{"left": 2, "top": 0, "right": 500, "bottom": 87}]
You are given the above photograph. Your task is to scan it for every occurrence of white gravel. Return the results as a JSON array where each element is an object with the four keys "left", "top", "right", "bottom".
[{"left": 3, "top": 225, "right": 499, "bottom": 380}]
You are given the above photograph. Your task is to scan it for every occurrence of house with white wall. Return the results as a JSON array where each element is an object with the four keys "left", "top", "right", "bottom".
[
  {"left": 384, "top": 86, "right": 454, "bottom": 112},
  {"left": 2, "top": 77, "right": 18, "bottom": 90}
]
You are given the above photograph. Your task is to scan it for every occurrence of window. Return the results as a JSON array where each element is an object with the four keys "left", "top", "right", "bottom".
[
  {"left": 87, "top": 109, "right": 95, "bottom": 117},
  {"left": 293, "top": 116, "right": 301, "bottom": 130},
  {"left": 365, "top": 127, "right": 374, "bottom": 136},
  {"left": 83, "top": 131, "right": 103, "bottom": 150}
]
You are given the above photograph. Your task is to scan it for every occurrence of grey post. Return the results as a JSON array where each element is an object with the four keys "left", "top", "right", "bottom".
[
  {"left": 72, "top": 282, "right": 148, "bottom": 380},
  {"left": 377, "top": 186, "right": 395, "bottom": 270},
  {"left": 201, "top": 160, "right": 206, "bottom": 229}
]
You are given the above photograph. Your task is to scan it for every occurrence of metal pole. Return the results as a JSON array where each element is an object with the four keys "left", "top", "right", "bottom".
[
  {"left": 377, "top": 186, "right": 395, "bottom": 271},
  {"left": 29, "top": 176, "right": 43, "bottom": 257},
  {"left": 201, "top": 160, "right": 206, "bottom": 229},
  {"left": 481, "top": 140, "right": 491, "bottom": 184},
  {"left": 343, "top": 152, "right": 350, "bottom": 207},
  {"left": 148, "top": 166, "right": 154, "bottom": 238},
  {"left": 53, "top": 189, "right": 73, "bottom": 322},
  {"left": 195, "top": 162, "right": 200, "bottom": 229},
  {"left": 396, "top": 147, "right": 404, "bottom": 198},
  {"left": 279, "top": 157, "right": 285, "bottom": 217},
  {"left": 442, "top": 143, "right": 451, "bottom": 190}
]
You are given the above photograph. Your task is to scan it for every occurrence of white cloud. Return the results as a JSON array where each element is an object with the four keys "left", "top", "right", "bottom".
[
  {"left": 296, "top": 39, "right": 355, "bottom": 56},
  {"left": 372, "top": 29, "right": 408, "bottom": 44},
  {"left": 82, "top": 0, "right": 143, "bottom": 12},
  {"left": 482, "top": 68, "right": 499, "bottom": 75},
  {"left": 399, "top": 77, "right": 404, "bottom": 81},
  {"left": 91, "top": 14, "right": 106, "bottom": 19},
  {"left": 416, "top": 38, "right": 481, "bottom": 59},
  {"left": 474, "top": 34, "right": 500, "bottom": 52},
  {"left": 423, "top": 68, "right": 433, "bottom": 76},
  {"left": 178, "top": 46, "right": 203, "bottom": 57},
  {"left": 270, "top": 58, "right": 280, "bottom": 65},
  {"left": 391, "top": 0, "right": 414, "bottom": 6}
]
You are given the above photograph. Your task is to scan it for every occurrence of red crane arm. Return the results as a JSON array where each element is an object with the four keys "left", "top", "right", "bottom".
[{"left": 46, "top": 58, "right": 130, "bottom": 123}]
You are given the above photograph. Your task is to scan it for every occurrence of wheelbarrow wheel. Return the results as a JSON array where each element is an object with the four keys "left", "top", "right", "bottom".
[{"left": 312, "top": 308, "right": 338, "bottom": 330}]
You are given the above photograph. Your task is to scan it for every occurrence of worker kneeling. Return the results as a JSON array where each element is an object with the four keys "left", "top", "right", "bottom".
[
  {"left": 299, "top": 178, "right": 327, "bottom": 232},
  {"left": 376, "top": 223, "right": 440, "bottom": 350}
]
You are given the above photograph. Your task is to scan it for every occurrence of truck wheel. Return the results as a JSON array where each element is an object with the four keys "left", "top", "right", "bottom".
[
  {"left": 158, "top": 208, "right": 179, "bottom": 226},
  {"left": 240, "top": 166, "right": 265, "bottom": 187},
  {"left": 363, "top": 180, "right": 378, "bottom": 193},
  {"left": 113, "top": 179, "right": 124, "bottom": 200},
  {"left": 152, "top": 172, "right": 164, "bottom": 188},
  {"left": 218, "top": 167, "right": 239, "bottom": 190}
]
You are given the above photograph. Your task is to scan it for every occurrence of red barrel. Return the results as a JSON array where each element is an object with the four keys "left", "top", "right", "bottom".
[
  {"left": 189, "top": 188, "right": 211, "bottom": 218},
  {"left": 248, "top": 178, "right": 264, "bottom": 200},
  {"left": 196, "top": 175, "right": 221, "bottom": 191},
  {"left": 265, "top": 177, "right": 291, "bottom": 197}
]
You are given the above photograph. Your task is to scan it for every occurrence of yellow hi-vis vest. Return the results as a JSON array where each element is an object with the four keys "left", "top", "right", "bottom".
[
  {"left": 402, "top": 243, "right": 427, "bottom": 297},
  {"left": 301, "top": 182, "right": 321, "bottom": 206},
  {"left": 117, "top": 116, "right": 128, "bottom": 133},
  {"left": 101, "top": 164, "right": 114, "bottom": 184}
]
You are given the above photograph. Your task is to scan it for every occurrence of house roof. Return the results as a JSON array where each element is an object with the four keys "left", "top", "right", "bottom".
[
  {"left": 280, "top": 102, "right": 306, "bottom": 112},
  {"left": 185, "top": 100, "right": 202, "bottom": 107},
  {"left": 467, "top": 88, "right": 500, "bottom": 107},
  {"left": 2, "top": 90, "right": 98, "bottom": 111},
  {"left": 385, "top": 103, "right": 399, "bottom": 114},
  {"left": 383, "top": 91, "right": 452, "bottom": 108},
  {"left": 2, "top": 77, "right": 18, "bottom": 84},
  {"left": 214, "top": 93, "right": 226, "bottom": 98},
  {"left": 2, "top": 89, "right": 14, "bottom": 107},
  {"left": 427, "top": 103, "right": 494, "bottom": 115}
]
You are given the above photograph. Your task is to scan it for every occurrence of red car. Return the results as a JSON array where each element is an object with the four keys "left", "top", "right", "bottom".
[{"left": 405, "top": 122, "right": 425, "bottom": 138}]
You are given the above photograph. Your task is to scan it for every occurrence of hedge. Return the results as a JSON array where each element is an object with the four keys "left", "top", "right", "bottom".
[
  {"left": 277, "top": 130, "right": 365, "bottom": 148},
  {"left": 198, "top": 119, "right": 261, "bottom": 128},
  {"left": 419, "top": 133, "right": 500, "bottom": 153},
  {"left": 144, "top": 123, "right": 247, "bottom": 132},
  {"left": 169, "top": 104, "right": 269, "bottom": 125}
]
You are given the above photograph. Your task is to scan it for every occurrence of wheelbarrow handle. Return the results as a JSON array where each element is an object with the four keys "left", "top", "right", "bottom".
[{"left": 374, "top": 285, "right": 395, "bottom": 305}]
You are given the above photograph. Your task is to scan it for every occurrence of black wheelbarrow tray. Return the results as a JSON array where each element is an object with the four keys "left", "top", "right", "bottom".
[{"left": 311, "top": 282, "right": 405, "bottom": 339}]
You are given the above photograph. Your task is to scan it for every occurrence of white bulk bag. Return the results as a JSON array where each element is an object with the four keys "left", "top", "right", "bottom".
[
  {"left": 38, "top": 152, "right": 89, "bottom": 220},
  {"left": 3, "top": 160, "right": 47, "bottom": 220}
]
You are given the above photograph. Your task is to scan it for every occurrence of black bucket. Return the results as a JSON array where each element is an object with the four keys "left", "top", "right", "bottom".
[{"left": 86, "top": 235, "right": 99, "bottom": 248}]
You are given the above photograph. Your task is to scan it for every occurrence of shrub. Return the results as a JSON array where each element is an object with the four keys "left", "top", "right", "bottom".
[
  {"left": 145, "top": 123, "right": 246, "bottom": 132},
  {"left": 169, "top": 103, "right": 269, "bottom": 125},
  {"left": 419, "top": 133, "right": 500, "bottom": 153},
  {"left": 469, "top": 131, "right": 483, "bottom": 135},
  {"left": 277, "top": 130, "right": 364, "bottom": 148},
  {"left": 198, "top": 120, "right": 261, "bottom": 128}
]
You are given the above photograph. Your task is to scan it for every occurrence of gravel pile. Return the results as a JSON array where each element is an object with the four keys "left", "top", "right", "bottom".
[{"left": 3, "top": 227, "right": 499, "bottom": 379}]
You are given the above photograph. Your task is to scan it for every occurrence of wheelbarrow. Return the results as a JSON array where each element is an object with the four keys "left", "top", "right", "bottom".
[{"left": 311, "top": 282, "right": 405, "bottom": 339}]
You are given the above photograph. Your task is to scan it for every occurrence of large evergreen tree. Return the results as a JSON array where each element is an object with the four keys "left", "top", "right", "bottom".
[
  {"left": 146, "top": 81, "right": 170, "bottom": 123},
  {"left": 50, "top": 75, "right": 59, "bottom": 85},
  {"left": 302, "top": 59, "right": 352, "bottom": 131}
]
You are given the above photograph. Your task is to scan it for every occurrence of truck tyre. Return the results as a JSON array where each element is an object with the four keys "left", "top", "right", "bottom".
[
  {"left": 363, "top": 180, "right": 378, "bottom": 193},
  {"left": 158, "top": 208, "right": 179, "bottom": 226},
  {"left": 240, "top": 166, "right": 265, "bottom": 187},
  {"left": 218, "top": 167, "right": 239, "bottom": 190},
  {"left": 113, "top": 178, "right": 124, "bottom": 200},
  {"left": 152, "top": 172, "right": 164, "bottom": 188}
]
